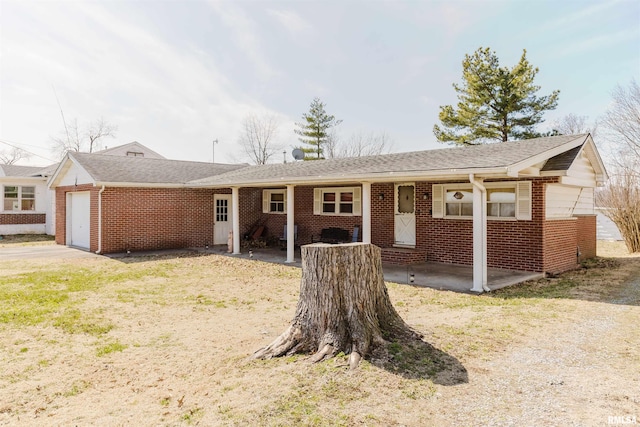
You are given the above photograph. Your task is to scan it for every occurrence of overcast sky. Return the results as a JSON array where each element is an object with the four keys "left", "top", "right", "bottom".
[{"left": 1, "top": 0, "right": 638, "bottom": 166}]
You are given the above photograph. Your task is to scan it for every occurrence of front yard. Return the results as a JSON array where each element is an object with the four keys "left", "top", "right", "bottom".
[{"left": 0, "top": 241, "right": 638, "bottom": 426}]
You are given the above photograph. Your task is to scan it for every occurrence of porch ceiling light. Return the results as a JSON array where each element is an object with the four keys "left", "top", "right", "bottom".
[{"left": 453, "top": 191, "right": 464, "bottom": 200}]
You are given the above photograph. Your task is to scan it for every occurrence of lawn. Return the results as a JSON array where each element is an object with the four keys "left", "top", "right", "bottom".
[{"left": 0, "top": 241, "right": 638, "bottom": 425}]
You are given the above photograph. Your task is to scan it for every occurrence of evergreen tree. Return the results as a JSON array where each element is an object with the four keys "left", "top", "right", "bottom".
[
  {"left": 295, "top": 98, "right": 342, "bottom": 160},
  {"left": 433, "top": 47, "right": 559, "bottom": 145}
]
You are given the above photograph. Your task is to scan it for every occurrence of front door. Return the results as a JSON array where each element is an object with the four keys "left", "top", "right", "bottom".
[
  {"left": 394, "top": 183, "right": 416, "bottom": 247},
  {"left": 213, "top": 195, "right": 232, "bottom": 245}
]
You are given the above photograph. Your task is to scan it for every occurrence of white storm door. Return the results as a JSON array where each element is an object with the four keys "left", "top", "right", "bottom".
[
  {"left": 68, "top": 191, "right": 91, "bottom": 249},
  {"left": 213, "top": 195, "right": 232, "bottom": 245},
  {"left": 394, "top": 183, "right": 416, "bottom": 247}
]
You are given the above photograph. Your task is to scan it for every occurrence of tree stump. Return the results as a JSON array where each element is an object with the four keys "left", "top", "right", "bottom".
[{"left": 252, "top": 243, "right": 421, "bottom": 369}]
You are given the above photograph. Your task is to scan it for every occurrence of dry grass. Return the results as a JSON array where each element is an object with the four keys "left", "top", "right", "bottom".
[
  {"left": 0, "top": 234, "right": 55, "bottom": 247},
  {"left": 0, "top": 241, "right": 638, "bottom": 425}
]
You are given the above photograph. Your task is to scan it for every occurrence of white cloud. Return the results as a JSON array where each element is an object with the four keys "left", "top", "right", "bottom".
[
  {"left": 0, "top": 1, "right": 287, "bottom": 164},
  {"left": 267, "top": 8, "right": 312, "bottom": 37},
  {"left": 207, "top": 1, "right": 279, "bottom": 79}
]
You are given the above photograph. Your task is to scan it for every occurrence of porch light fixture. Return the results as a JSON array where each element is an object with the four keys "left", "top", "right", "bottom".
[
  {"left": 453, "top": 191, "right": 464, "bottom": 200},
  {"left": 423, "top": 192, "right": 429, "bottom": 200},
  {"left": 379, "top": 193, "right": 384, "bottom": 201}
]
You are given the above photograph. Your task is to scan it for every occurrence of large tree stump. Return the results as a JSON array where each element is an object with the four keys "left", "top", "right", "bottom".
[{"left": 253, "top": 243, "right": 421, "bottom": 369}]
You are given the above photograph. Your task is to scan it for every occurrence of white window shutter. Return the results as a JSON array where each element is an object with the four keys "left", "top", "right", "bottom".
[
  {"left": 353, "top": 187, "right": 362, "bottom": 215},
  {"left": 283, "top": 190, "right": 287, "bottom": 212},
  {"left": 432, "top": 184, "right": 444, "bottom": 218},
  {"left": 262, "top": 190, "right": 269, "bottom": 213},
  {"left": 516, "top": 181, "right": 532, "bottom": 220},
  {"left": 314, "top": 188, "right": 322, "bottom": 215}
]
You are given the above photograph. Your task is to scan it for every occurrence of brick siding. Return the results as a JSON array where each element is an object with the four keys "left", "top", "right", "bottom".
[
  {"left": 53, "top": 177, "right": 597, "bottom": 274},
  {"left": 576, "top": 215, "right": 597, "bottom": 261},
  {"left": 0, "top": 213, "right": 45, "bottom": 225}
]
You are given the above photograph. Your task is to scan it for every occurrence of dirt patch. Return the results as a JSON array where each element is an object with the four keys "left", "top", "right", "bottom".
[{"left": 0, "top": 243, "right": 638, "bottom": 425}]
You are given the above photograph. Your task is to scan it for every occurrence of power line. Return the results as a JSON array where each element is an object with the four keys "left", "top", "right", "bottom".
[{"left": 0, "top": 139, "right": 57, "bottom": 163}]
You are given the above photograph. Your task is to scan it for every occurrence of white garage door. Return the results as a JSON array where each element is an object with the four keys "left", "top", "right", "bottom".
[{"left": 67, "top": 192, "right": 90, "bottom": 250}]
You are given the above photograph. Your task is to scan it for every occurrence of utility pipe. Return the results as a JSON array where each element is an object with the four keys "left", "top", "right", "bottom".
[
  {"left": 96, "top": 185, "right": 105, "bottom": 254},
  {"left": 469, "top": 174, "right": 490, "bottom": 292}
]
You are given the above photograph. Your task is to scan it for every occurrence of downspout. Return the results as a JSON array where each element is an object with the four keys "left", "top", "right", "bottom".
[
  {"left": 96, "top": 185, "right": 105, "bottom": 254},
  {"left": 469, "top": 174, "right": 490, "bottom": 292}
]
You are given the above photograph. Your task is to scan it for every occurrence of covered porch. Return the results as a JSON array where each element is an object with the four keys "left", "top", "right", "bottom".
[{"left": 200, "top": 244, "right": 543, "bottom": 293}]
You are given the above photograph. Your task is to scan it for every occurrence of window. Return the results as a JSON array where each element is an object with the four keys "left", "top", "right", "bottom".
[
  {"left": 263, "top": 189, "right": 286, "bottom": 213},
  {"left": 487, "top": 188, "right": 515, "bottom": 218},
  {"left": 3, "top": 186, "right": 35, "bottom": 211},
  {"left": 445, "top": 188, "right": 473, "bottom": 217},
  {"left": 432, "top": 182, "right": 531, "bottom": 220},
  {"left": 216, "top": 198, "right": 228, "bottom": 222},
  {"left": 314, "top": 187, "right": 361, "bottom": 216},
  {"left": 126, "top": 151, "right": 145, "bottom": 157}
]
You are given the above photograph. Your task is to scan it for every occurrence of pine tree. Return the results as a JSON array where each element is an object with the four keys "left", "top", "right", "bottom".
[
  {"left": 295, "top": 98, "right": 342, "bottom": 160},
  {"left": 433, "top": 47, "right": 559, "bottom": 145}
]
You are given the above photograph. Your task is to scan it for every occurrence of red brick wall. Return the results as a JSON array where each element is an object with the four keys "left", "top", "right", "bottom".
[
  {"left": 52, "top": 177, "right": 592, "bottom": 275},
  {"left": 55, "top": 184, "right": 98, "bottom": 250},
  {"left": 543, "top": 219, "right": 579, "bottom": 274},
  {"left": 372, "top": 183, "right": 395, "bottom": 248},
  {"left": 576, "top": 214, "right": 597, "bottom": 262},
  {"left": 250, "top": 186, "right": 364, "bottom": 244},
  {"left": 100, "top": 187, "right": 217, "bottom": 253},
  {"left": 0, "top": 213, "right": 45, "bottom": 225},
  {"left": 418, "top": 178, "right": 555, "bottom": 272}
]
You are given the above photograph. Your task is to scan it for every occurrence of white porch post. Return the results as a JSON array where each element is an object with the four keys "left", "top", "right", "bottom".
[
  {"left": 361, "top": 182, "right": 372, "bottom": 244},
  {"left": 286, "top": 184, "right": 295, "bottom": 263},
  {"left": 232, "top": 187, "right": 241, "bottom": 255},
  {"left": 470, "top": 174, "right": 488, "bottom": 292}
]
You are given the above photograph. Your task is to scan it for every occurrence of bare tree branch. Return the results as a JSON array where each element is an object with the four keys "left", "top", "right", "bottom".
[
  {"left": 601, "top": 79, "right": 640, "bottom": 158},
  {"left": 337, "top": 130, "right": 394, "bottom": 158},
  {"left": 0, "top": 147, "right": 31, "bottom": 165},
  {"left": 597, "top": 79, "right": 640, "bottom": 253},
  {"left": 552, "top": 113, "right": 597, "bottom": 138},
  {"left": 238, "top": 114, "right": 282, "bottom": 164},
  {"left": 51, "top": 117, "right": 117, "bottom": 159}
]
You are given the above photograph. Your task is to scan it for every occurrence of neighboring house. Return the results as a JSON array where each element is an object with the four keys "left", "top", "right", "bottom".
[
  {"left": 48, "top": 134, "right": 607, "bottom": 292},
  {"left": 0, "top": 164, "right": 57, "bottom": 235},
  {"left": 0, "top": 142, "right": 167, "bottom": 237},
  {"left": 96, "top": 141, "right": 166, "bottom": 159}
]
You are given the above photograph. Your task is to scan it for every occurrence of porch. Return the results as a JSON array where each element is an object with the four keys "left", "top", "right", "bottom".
[{"left": 200, "top": 245, "right": 542, "bottom": 293}]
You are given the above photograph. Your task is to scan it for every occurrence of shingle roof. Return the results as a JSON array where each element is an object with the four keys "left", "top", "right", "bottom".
[
  {"left": 96, "top": 141, "right": 166, "bottom": 159},
  {"left": 0, "top": 164, "right": 55, "bottom": 177},
  {"left": 70, "top": 152, "right": 248, "bottom": 184},
  {"left": 192, "top": 134, "right": 589, "bottom": 186},
  {"left": 541, "top": 144, "right": 583, "bottom": 171}
]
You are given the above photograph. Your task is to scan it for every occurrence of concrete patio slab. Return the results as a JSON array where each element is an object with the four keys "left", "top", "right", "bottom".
[{"left": 196, "top": 245, "right": 542, "bottom": 293}]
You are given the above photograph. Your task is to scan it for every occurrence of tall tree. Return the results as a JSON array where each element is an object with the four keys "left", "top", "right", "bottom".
[
  {"left": 238, "top": 113, "right": 282, "bottom": 165},
  {"left": 433, "top": 47, "right": 560, "bottom": 145},
  {"left": 294, "top": 97, "right": 342, "bottom": 160},
  {"left": 51, "top": 117, "right": 117, "bottom": 159}
]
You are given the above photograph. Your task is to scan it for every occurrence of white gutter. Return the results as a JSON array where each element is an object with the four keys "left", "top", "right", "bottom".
[
  {"left": 469, "top": 174, "right": 490, "bottom": 293},
  {"left": 96, "top": 185, "right": 105, "bottom": 254},
  {"left": 187, "top": 167, "right": 512, "bottom": 189}
]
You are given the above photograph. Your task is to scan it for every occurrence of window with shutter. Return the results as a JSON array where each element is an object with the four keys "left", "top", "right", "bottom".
[
  {"left": 313, "top": 187, "right": 362, "bottom": 216},
  {"left": 262, "top": 189, "right": 287, "bottom": 214}
]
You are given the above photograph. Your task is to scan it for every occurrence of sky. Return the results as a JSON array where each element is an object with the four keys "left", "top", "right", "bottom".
[{"left": 0, "top": 0, "right": 638, "bottom": 167}]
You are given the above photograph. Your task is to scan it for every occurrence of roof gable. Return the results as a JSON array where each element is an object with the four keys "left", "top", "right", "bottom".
[{"left": 96, "top": 141, "right": 166, "bottom": 159}]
